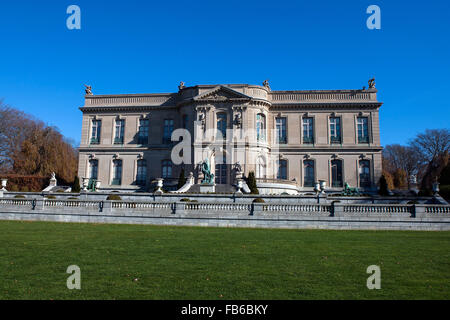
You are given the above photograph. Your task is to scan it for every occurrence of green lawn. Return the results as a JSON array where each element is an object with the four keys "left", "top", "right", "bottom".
[{"left": 0, "top": 220, "right": 449, "bottom": 300}]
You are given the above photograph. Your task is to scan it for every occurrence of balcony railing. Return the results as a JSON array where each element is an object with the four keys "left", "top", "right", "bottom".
[
  {"left": 330, "top": 136, "right": 342, "bottom": 144},
  {"left": 277, "top": 136, "right": 287, "bottom": 144},
  {"left": 111, "top": 179, "right": 121, "bottom": 185},
  {"left": 256, "top": 178, "right": 298, "bottom": 186},
  {"left": 114, "top": 137, "right": 124, "bottom": 144},
  {"left": 303, "top": 136, "right": 314, "bottom": 144},
  {"left": 358, "top": 136, "right": 370, "bottom": 143},
  {"left": 90, "top": 137, "right": 100, "bottom": 145}
]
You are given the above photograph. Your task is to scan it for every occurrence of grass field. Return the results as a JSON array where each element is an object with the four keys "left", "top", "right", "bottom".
[{"left": 0, "top": 220, "right": 449, "bottom": 300}]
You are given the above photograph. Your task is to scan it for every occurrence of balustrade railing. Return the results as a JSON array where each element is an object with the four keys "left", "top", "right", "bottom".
[
  {"left": 343, "top": 204, "right": 412, "bottom": 215},
  {"left": 0, "top": 197, "right": 449, "bottom": 219}
]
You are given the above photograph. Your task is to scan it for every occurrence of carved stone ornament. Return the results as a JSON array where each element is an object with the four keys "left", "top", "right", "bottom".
[
  {"left": 263, "top": 80, "right": 271, "bottom": 90},
  {"left": 84, "top": 84, "right": 93, "bottom": 95}
]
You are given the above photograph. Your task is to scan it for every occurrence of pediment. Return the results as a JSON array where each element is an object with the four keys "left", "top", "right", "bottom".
[{"left": 193, "top": 86, "right": 252, "bottom": 102}]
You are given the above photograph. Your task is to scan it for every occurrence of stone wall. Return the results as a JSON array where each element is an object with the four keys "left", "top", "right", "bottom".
[{"left": 0, "top": 197, "right": 449, "bottom": 231}]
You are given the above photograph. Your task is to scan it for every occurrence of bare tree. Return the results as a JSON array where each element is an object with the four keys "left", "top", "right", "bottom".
[
  {"left": 410, "top": 129, "right": 450, "bottom": 164},
  {"left": 383, "top": 144, "right": 420, "bottom": 188}
]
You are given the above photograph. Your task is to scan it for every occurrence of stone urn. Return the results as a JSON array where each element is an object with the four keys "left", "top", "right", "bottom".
[
  {"left": 314, "top": 182, "right": 321, "bottom": 194},
  {"left": 319, "top": 180, "right": 326, "bottom": 194},
  {"left": 82, "top": 178, "right": 89, "bottom": 191},
  {"left": 236, "top": 179, "right": 244, "bottom": 193},
  {"left": 1, "top": 178, "right": 7, "bottom": 191},
  {"left": 155, "top": 178, "right": 164, "bottom": 193}
]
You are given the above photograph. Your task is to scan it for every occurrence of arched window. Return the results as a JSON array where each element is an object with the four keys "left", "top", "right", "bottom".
[
  {"left": 256, "top": 113, "right": 266, "bottom": 141},
  {"left": 359, "top": 160, "right": 371, "bottom": 188},
  {"left": 216, "top": 113, "right": 227, "bottom": 139},
  {"left": 112, "top": 159, "right": 122, "bottom": 185},
  {"left": 303, "top": 160, "right": 315, "bottom": 187},
  {"left": 89, "top": 159, "right": 98, "bottom": 180},
  {"left": 136, "top": 160, "right": 147, "bottom": 185},
  {"left": 331, "top": 159, "right": 343, "bottom": 187},
  {"left": 256, "top": 156, "right": 266, "bottom": 179},
  {"left": 162, "top": 160, "right": 172, "bottom": 178}
]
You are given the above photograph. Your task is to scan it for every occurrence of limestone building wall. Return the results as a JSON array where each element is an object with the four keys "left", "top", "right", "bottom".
[{"left": 78, "top": 82, "right": 383, "bottom": 193}]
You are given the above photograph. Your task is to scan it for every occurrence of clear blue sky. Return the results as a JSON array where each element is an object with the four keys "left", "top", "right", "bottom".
[{"left": 0, "top": 0, "right": 449, "bottom": 146}]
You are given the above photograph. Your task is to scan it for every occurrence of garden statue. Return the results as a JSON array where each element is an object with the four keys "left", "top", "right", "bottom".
[
  {"left": 201, "top": 159, "right": 215, "bottom": 184},
  {"left": 87, "top": 178, "right": 97, "bottom": 192},
  {"left": 343, "top": 182, "right": 360, "bottom": 196}
]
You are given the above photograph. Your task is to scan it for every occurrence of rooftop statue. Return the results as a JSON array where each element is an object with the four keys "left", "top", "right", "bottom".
[
  {"left": 84, "top": 84, "right": 93, "bottom": 95},
  {"left": 368, "top": 78, "right": 376, "bottom": 89},
  {"left": 178, "top": 81, "right": 185, "bottom": 90},
  {"left": 201, "top": 159, "right": 215, "bottom": 184},
  {"left": 262, "top": 79, "right": 270, "bottom": 90}
]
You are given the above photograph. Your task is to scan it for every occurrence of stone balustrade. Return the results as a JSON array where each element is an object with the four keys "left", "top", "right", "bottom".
[
  {"left": 84, "top": 94, "right": 173, "bottom": 107},
  {"left": 270, "top": 91, "right": 376, "bottom": 103},
  {"left": 1, "top": 197, "right": 449, "bottom": 230},
  {"left": 0, "top": 197, "right": 448, "bottom": 219}
]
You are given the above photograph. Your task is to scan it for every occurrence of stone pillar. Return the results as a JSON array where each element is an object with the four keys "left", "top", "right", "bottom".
[
  {"left": 413, "top": 204, "right": 426, "bottom": 218},
  {"left": 35, "top": 199, "right": 45, "bottom": 211},
  {"left": 252, "top": 203, "right": 264, "bottom": 216},
  {"left": 174, "top": 202, "right": 186, "bottom": 215},
  {"left": 102, "top": 201, "right": 112, "bottom": 213},
  {"left": 332, "top": 201, "right": 343, "bottom": 217}
]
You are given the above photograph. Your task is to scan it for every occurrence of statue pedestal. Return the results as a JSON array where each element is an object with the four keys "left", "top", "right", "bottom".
[{"left": 200, "top": 184, "right": 215, "bottom": 193}]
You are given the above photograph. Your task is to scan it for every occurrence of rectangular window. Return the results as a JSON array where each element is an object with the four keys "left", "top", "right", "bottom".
[
  {"left": 162, "top": 160, "right": 172, "bottom": 178},
  {"left": 357, "top": 117, "right": 369, "bottom": 143},
  {"left": 216, "top": 113, "right": 227, "bottom": 139},
  {"left": 136, "top": 160, "right": 147, "bottom": 185},
  {"left": 114, "top": 119, "right": 125, "bottom": 144},
  {"left": 330, "top": 117, "right": 341, "bottom": 144},
  {"left": 276, "top": 117, "right": 287, "bottom": 144},
  {"left": 89, "top": 160, "right": 98, "bottom": 180},
  {"left": 359, "top": 160, "right": 371, "bottom": 188},
  {"left": 111, "top": 160, "right": 122, "bottom": 185},
  {"left": 302, "top": 117, "right": 314, "bottom": 144},
  {"left": 138, "top": 119, "right": 149, "bottom": 145},
  {"left": 163, "top": 119, "right": 174, "bottom": 144},
  {"left": 215, "top": 155, "right": 227, "bottom": 184},
  {"left": 277, "top": 160, "right": 288, "bottom": 180},
  {"left": 256, "top": 114, "right": 266, "bottom": 142},
  {"left": 90, "top": 120, "right": 101, "bottom": 144},
  {"left": 303, "top": 160, "right": 315, "bottom": 187}
]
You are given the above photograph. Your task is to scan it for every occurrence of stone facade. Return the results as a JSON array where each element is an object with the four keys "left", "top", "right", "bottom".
[{"left": 78, "top": 82, "right": 383, "bottom": 193}]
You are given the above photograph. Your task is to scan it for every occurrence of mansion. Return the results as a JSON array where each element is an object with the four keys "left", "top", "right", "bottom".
[{"left": 77, "top": 81, "right": 383, "bottom": 194}]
